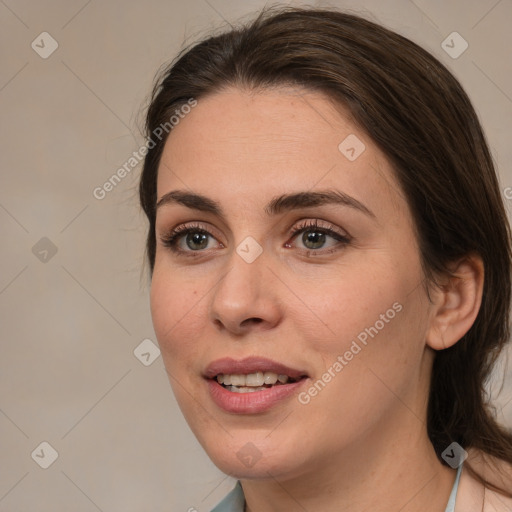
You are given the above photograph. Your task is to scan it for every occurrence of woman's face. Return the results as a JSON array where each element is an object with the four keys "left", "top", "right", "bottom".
[{"left": 150, "top": 86, "right": 436, "bottom": 480}]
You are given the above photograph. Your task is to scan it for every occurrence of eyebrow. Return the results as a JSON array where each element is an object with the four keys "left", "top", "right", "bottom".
[{"left": 156, "top": 189, "right": 375, "bottom": 219}]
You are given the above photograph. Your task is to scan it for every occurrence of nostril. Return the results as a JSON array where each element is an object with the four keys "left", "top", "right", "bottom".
[{"left": 241, "top": 318, "right": 263, "bottom": 326}]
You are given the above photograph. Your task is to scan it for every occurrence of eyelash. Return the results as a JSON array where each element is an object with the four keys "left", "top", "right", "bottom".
[{"left": 159, "top": 219, "right": 351, "bottom": 258}]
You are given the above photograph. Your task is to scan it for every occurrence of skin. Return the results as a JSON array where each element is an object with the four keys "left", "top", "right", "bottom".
[
  {"left": 150, "top": 86, "right": 485, "bottom": 511},
  {"left": 456, "top": 450, "right": 512, "bottom": 511}
]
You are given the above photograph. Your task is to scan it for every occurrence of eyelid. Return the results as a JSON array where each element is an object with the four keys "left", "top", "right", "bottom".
[
  {"left": 160, "top": 221, "right": 222, "bottom": 242},
  {"left": 287, "top": 218, "right": 350, "bottom": 240}
]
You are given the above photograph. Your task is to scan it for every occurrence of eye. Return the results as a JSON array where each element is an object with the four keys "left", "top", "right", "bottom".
[
  {"left": 286, "top": 219, "right": 351, "bottom": 255},
  {"left": 159, "top": 222, "right": 222, "bottom": 257}
]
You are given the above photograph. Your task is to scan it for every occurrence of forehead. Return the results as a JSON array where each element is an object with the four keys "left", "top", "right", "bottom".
[{"left": 156, "top": 86, "right": 406, "bottom": 221}]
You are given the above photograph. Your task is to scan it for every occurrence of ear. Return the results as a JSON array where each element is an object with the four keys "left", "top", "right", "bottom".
[{"left": 425, "top": 253, "right": 484, "bottom": 351}]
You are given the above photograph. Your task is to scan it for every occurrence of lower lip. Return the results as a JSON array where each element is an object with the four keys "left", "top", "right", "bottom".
[{"left": 206, "top": 378, "right": 308, "bottom": 414}]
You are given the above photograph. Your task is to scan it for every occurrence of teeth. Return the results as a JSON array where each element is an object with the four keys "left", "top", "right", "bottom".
[
  {"left": 225, "top": 385, "right": 267, "bottom": 393},
  {"left": 216, "top": 372, "right": 292, "bottom": 387},
  {"left": 263, "top": 372, "right": 278, "bottom": 385},
  {"left": 230, "top": 374, "right": 247, "bottom": 386},
  {"left": 245, "top": 372, "right": 264, "bottom": 386}
]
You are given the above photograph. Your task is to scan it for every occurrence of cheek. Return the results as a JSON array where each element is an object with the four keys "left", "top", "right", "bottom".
[
  {"left": 298, "top": 265, "right": 403, "bottom": 349},
  {"left": 149, "top": 268, "right": 206, "bottom": 366},
  {"left": 305, "top": 280, "right": 428, "bottom": 414},
  {"left": 301, "top": 263, "right": 427, "bottom": 392}
]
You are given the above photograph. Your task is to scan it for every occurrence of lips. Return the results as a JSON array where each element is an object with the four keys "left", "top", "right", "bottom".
[
  {"left": 203, "top": 357, "right": 310, "bottom": 413},
  {"left": 203, "top": 356, "right": 309, "bottom": 381}
]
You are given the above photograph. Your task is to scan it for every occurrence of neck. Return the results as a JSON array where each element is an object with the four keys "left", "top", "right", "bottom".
[{"left": 241, "top": 409, "right": 456, "bottom": 512}]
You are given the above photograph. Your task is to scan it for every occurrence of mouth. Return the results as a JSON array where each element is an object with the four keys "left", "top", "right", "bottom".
[
  {"left": 213, "top": 371, "right": 306, "bottom": 393},
  {"left": 203, "top": 357, "right": 309, "bottom": 413}
]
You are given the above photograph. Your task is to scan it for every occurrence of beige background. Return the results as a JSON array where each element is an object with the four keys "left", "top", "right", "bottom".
[{"left": 1, "top": 0, "right": 511, "bottom": 510}]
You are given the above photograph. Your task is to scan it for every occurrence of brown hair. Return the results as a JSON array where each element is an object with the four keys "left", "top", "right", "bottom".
[{"left": 139, "top": 5, "right": 512, "bottom": 496}]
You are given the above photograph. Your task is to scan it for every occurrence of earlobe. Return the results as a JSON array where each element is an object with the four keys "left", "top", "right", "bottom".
[{"left": 425, "top": 254, "right": 484, "bottom": 351}]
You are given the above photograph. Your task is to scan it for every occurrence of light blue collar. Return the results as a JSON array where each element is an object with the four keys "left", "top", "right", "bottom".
[
  {"left": 211, "top": 463, "right": 464, "bottom": 512},
  {"left": 445, "top": 462, "right": 464, "bottom": 512},
  {"left": 210, "top": 480, "right": 244, "bottom": 512}
]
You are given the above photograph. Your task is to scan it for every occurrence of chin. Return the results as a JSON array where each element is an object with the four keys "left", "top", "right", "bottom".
[{"left": 203, "top": 435, "right": 310, "bottom": 481}]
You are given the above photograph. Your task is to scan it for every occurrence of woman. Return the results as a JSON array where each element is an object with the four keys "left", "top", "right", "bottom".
[{"left": 139, "top": 6, "right": 512, "bottom": 511}]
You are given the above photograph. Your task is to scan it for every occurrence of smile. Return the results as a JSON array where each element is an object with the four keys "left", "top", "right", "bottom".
[{"left": 216, "top": 371, "right": 300, "bottom": 392}]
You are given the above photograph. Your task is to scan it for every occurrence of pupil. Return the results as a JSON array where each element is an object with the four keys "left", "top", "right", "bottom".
[
  {"left": 187, "top": 232, "right": 208, "bottom": 250},
  {"left": 303, "top": 231, "right": 325, "bottom": 249}
]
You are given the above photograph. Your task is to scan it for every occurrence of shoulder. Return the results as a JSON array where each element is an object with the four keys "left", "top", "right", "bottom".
[{"left": 455, "top": 448, "right": 512, "bottom": 512}]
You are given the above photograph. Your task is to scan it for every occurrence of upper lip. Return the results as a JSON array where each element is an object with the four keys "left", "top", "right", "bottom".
[{"left": 203, "top": 356, "right": 308, "bottom": 380}]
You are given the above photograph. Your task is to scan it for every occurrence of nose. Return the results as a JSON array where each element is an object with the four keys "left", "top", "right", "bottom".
[{"left": 209, "top": 248, "right": 283, "bottom": 336}]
